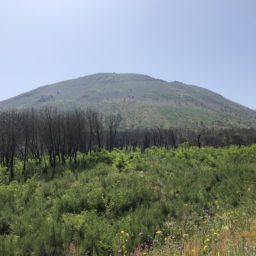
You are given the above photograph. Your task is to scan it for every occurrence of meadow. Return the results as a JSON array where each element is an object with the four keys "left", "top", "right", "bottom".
[{"left": 0, "top": 145, "right": 256, "bottom": 255}]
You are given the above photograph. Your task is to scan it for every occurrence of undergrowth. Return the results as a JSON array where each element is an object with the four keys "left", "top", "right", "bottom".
[{"left": 0, "top": 145, "right": 256, "bottom": 255}]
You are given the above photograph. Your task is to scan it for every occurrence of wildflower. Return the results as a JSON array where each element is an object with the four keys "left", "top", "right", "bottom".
[
  {"left": 156, "top": 230, "right": 162, "bottom": 235},
  {"left": 182, "top": 233, "right": 189, "bottom": 239},
  {"left": 121, "top": 230, "right": 129, "bottom": 237},
  {"left": 205, "top": 238, "right": 210, "bottom": 243},
  {"left": 203, "top": 245, "right": 208, "bottom": 252}
]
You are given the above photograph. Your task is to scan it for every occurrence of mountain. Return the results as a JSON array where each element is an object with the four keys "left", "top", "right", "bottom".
[{"left": 0, "top": 73, "right": 255, "bottom": 128}]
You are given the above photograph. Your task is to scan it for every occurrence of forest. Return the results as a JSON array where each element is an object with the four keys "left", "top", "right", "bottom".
[
  {"left": 1, "top": 108, "right": 256, "bottom": 182},
  {"left": 0, "top": 108, "right": 256, "bottom": 255}
]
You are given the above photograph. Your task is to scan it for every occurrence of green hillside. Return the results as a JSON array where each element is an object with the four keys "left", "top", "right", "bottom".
[{"left": 0, "top": 73, "right": 255, "bottom": 128}]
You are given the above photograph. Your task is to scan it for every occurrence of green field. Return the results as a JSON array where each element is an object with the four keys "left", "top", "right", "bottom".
[{"left": 1, "top": 145, "right": 256, "bottom": 255}]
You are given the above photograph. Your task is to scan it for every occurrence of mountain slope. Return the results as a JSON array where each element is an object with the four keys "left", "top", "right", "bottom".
[{"left": 0, "top": 73, "right": 255, "bottom": 128}]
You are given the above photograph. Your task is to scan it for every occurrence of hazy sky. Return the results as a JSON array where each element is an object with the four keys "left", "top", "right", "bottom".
[{"left": 0, "top": 0, "right": 255, "bottom": 109}]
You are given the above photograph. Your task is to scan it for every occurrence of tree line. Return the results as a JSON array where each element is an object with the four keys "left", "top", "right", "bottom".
[{"left": 0, "top": 108, "right": 256, "bottom": 181}]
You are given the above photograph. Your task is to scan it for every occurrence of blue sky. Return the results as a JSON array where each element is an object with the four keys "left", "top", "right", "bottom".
[{"left": 0, "top": 0, "right": 255, "bottom": 109}]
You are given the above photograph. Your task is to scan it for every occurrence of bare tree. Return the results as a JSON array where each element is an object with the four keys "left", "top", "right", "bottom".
[{"left": 105, "top": 114, "right": 122, "bottom": 151}]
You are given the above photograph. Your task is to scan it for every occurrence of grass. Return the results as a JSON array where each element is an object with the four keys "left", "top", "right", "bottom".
[
  {"left": 0, "top": 145, "right": 256, "bottom": 255},
  {"left": 148, "top": 222, "right": 256, "bottom": 255}
]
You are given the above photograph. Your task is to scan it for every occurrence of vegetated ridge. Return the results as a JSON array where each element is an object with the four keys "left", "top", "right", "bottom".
[{"left": 0, "top": 73, "right": 255, "bottom": 128}]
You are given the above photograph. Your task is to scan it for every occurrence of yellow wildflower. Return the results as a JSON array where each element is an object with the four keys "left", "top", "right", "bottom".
[
  {"left": 156, "top": 230, "right": 162, "bottom": 235},
  {"left": 205, "top": 238, "right": 210, "bottom": 243}
]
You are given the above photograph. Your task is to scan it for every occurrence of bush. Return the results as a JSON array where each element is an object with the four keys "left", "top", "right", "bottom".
[{"left": 0, "top": 145, "right": 256, "bottom": 255}]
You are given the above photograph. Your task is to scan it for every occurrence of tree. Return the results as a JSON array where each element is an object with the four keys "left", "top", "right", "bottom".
[{"left": 105, "top": 114, "right": 122, "bottom": 151}]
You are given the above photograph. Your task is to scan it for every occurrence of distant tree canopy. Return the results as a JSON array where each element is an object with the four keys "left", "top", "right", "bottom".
[{"left": 0, "top": 108, "right": 256, "bottom": 181}]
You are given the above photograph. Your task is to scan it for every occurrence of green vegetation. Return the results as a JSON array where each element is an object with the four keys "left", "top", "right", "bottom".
[
  {"left": 1, "top": 73, "right": 256, "bottom": 128},
  {"left": 0, "top": 145, "right": 256, "bottom": 255}
]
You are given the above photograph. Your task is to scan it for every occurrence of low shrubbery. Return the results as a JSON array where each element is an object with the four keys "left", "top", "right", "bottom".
[{"left": 0, "top": 145, "right": 256, "bottom": 255}]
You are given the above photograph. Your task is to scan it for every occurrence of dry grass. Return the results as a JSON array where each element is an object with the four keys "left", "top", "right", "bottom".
[{"left": 147, "top": 223, "right": 256, "bottom": 256}]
